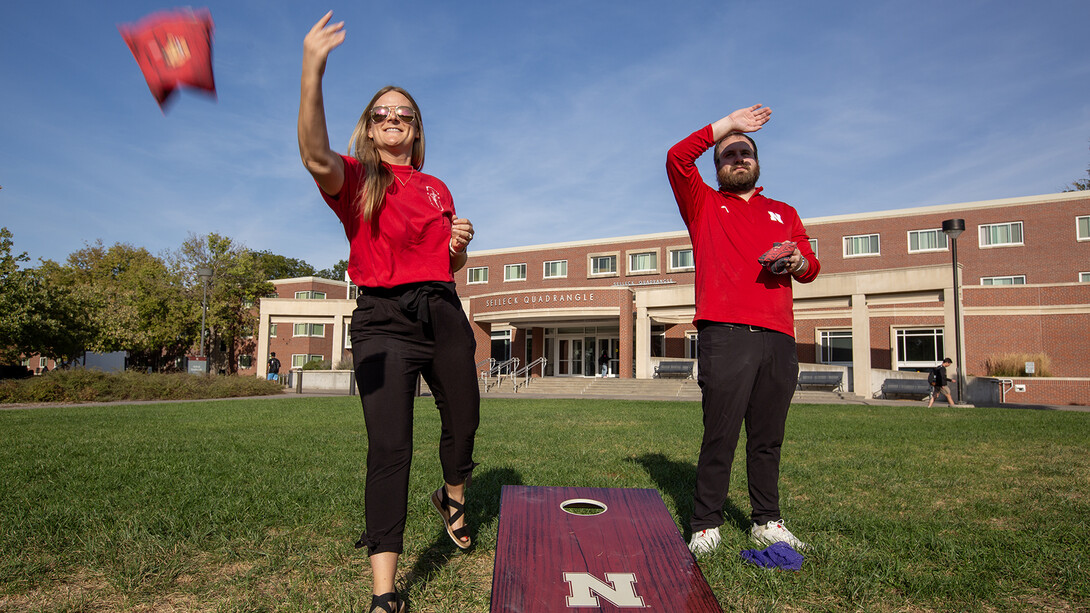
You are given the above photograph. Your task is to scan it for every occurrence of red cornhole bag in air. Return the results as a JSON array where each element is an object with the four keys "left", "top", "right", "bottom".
[{"left": 119, "top": 8, "right": 216, "bottom": 108}]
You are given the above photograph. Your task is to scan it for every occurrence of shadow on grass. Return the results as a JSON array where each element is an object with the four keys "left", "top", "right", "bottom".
[
  {"left": 402, "top": 466, "right": 523, "bottom": 596},
  {"left": 629, "top": 453, "right": 749, "bottom": 537}
]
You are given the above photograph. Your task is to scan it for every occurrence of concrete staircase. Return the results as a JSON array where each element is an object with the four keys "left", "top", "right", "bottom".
[{"left": 420, "top": 377, "right": 864, "bottom": 403}]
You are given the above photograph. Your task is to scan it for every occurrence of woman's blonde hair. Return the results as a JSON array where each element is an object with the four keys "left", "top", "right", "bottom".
[{"left": 347, "top": 86, "right": 426, "bottom": 222}]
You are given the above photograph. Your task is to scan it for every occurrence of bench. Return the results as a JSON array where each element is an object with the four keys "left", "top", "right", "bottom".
[
  {"left": 797, "top": 371, "right": 843, "bottom": 391},
  {"left": 881, "top": 378, "right": 932, "bottom": 399},
  {"left": 654, "top": 361, "right": 694, "bottom": 379}
]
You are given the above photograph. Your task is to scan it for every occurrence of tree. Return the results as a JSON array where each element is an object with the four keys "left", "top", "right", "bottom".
[
  {"left": 1063, "top": 140, "right": 1090, "bottom": 191},
  {"left": 174, "top": 233, "right": 274, "bottom": 374},
  {"left": 250, "top": 250, "right": 316, "bottom": 280},
  {"left": 315, "top": 258, "right": 349, "bottom": 281},
  {"left": 1063, "top": 166, "right": 1090, "bottom": 192},
  {"left": 59, "top": 241, "right": 196, "bottom": 371},
  {"left": 0, "top": 228, "right": 96, "bottom": 365}
]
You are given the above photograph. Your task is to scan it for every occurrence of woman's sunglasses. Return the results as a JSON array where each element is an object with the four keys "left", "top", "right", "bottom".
[{"left": 370, "top": 105, "right": 417, "bottom": 124}]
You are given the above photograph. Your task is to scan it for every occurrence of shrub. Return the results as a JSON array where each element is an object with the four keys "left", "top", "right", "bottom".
[
  {"left": 300, "top": 359, "right": 330, "bottom": 370},
  {"left": 0, "top": 369, "right": 282, "bottom": 404},
  {"left": 983, "top": 353, "right": 1052, "bottom": 377}
]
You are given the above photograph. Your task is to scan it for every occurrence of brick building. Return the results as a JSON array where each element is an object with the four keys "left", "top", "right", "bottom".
[{"left": 255, "top": 190, "right": 1090, "bottom": 403}]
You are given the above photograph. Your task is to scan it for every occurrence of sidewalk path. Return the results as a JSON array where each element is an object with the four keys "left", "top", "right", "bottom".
[{"left": 3, "top": 390, "right": 1087, "bottom": 412}]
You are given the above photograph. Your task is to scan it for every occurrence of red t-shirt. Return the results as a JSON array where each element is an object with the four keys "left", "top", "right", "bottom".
[
  {"left": 321, "top": 154, "right": 455, "bottom": 288},
  {"left": 666, "top": 125, "right": 820, "bottom": 337}
]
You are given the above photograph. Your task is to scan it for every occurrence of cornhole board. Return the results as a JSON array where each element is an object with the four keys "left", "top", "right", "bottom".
[{"left": 490, "top": 485, "right": 722, "bottom": 612}]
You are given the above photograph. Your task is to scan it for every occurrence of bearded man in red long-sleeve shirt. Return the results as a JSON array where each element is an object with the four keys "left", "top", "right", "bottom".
[{"left": 666, "top": 104, "right": 820, "bottom": 556}]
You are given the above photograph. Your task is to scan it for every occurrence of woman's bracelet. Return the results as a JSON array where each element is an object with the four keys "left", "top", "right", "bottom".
[{"left": 792, "top": 256, "right": 809, "bottom": 276}]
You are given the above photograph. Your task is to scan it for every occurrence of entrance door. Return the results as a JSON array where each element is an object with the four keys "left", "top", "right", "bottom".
[
  {"left": 545, "top": 327, "right": 621, "bottom": 377},
  {"left": 597, "top": 337, "right": 620, "bottom": 377},
  {"left": 557, "top": 337, "right": 585, "bottom": 376}
]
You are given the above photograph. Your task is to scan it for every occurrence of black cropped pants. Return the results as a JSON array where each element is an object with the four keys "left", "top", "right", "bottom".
[
  {"left": 690, "top": 321, "right": 798, "bottom": 532},
  {"left": 350, "top": 283, "right": 480, "bottom": 556}
]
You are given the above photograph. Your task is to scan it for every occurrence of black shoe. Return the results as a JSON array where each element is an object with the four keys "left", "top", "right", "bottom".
[
  {"left": 431, "top": 485, "right": 471, "bottom": 550},
  {"left": 369, "top": 591, "right": 406, "bottom": 613}
]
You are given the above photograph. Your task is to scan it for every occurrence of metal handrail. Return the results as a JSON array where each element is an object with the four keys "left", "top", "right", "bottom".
[
  {"left": 513, "top": 357, "right": 548, "bottom": 392},
  {"left": 477, "top": 358, "right": 496, "bottom": 382},
  {"left": 999, "top": 378, "right": 1014, "bottom": 403},
  {"left": 492, "top": 358, "right": 520, "bottom": 376},
  {"left": 483, "top": 358, "right": 520, "bottom": 391}
]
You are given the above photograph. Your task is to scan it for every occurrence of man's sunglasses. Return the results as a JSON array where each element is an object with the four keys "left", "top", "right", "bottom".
[{"left": 370, "top": 105, "right": 417, "bottom": 124}]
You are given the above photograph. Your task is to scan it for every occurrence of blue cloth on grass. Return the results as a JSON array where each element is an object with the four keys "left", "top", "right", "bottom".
[{"left": 740, "top": 541, "right": 804, "bottom": 570}]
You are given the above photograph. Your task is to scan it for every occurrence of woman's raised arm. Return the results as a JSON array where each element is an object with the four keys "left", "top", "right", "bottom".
[{"left": 298, "top": 11, "right": 346, "bottom": 196}]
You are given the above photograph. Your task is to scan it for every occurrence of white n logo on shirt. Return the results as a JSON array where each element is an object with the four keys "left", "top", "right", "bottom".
[{"left": 768, "top": 211, "right": 783, "bottom": 224}]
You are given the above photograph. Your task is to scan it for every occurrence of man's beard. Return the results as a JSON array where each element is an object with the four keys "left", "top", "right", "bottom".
[{"left": 717, "top": 162, "right": 760, "bottom": 193}]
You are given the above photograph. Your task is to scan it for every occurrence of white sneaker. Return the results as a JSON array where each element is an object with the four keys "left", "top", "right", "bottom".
[
  {"left": 751, "top": 519, "right": 809, "bottom": 551},
  {"left": 688, "top": 527, "right": 721, "bottom": 556}
]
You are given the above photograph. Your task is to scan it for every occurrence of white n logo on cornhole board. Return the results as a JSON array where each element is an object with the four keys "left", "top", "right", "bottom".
[{"left": 563, "top": 572, "right": 646, "bottom": 608}]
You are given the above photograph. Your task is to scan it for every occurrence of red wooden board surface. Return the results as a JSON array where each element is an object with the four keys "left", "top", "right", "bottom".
[{"left": 490, "top": 486, "right": 722, "bottom": 612}]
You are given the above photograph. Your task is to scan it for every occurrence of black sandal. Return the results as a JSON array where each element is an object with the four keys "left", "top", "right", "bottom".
[
  {"left": 431, "top": 485, "right": 471, "bottom": 549},
  {"left": 369, "top": 591, "right": 406, "bottom": 613}
]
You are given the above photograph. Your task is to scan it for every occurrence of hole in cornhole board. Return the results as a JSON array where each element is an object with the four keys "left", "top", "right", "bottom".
[
  {"left": 560, "top": 498, "right": 607, "bottom": 516},
  {"left": 491, "top": 485, "right": 722, "bottom": 612}
]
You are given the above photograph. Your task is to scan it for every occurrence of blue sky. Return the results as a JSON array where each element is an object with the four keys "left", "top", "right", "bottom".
[{"left": 2, "top": 0, "right": 1089, "bottom": 271}]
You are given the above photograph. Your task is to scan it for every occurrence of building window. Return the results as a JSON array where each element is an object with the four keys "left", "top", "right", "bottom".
[
  {"left": 808, "top": 239, "right": 818, "bottom": 258},
  {"left": 908, "top": 229, "right": 948, "bottom": 253},
  {"left": 39, "top": 357, "right": 48, "bottom": 368},
  {"left": 291, "top": 354, "right": 324, "bottom": 369},
  {"left": 1078, "top": 216, "right": 1090, "bottom": 241},
  {"left": 238, "top": 355, "right": 253, "bottom": 369},
  {"left": 628, "top": 251, "right": 658, "bottom": 274},
  {"left": 896, "top": 328, "right": 945, "bottom": 370},
  {"left": 269, "top": 324, "right": 277, "bottom": 337},
  {"left": 1080, "top": 272, "right": 1090, "bottom": 282},
  {"left": 504, "top": 263, "right": 527, "bottom": 282},
  {"left": 651, "top": 324, "right": 666, "bottom": 357},
  {"left": 978, "top": 221, "right": 1023, "bottom": 247},
  {"left": 686, "top": 331, "right": 698, "bottom": 359},
  {"left": 467, "top": 267, "right": 488, "bottom": 284},
  {"left": 544, "top": 260, "right": 568, "bottom": 279},
  {"left": 491, "top": 329, "right": 512, "bottom": 365},
  {"left": 981, "top": 275, "right": 1026, "bottom": 285},
  {"left": 843, "top": 234, "right": 880, "bottom": 257},
  {"left": 589, "top": 254, "right": 618, "bottom": 276},
  {"left": 295, "top": 290, "right": 327, "bottom": 300},
  {"left": 819, "top": 330, "right": 853, "bottom": 364},
  {"left": 293, "top": 323, "right": 326, "bottom": 337},
  {"left": 669, "top": 248, "right": 694, "bottom": 271}
]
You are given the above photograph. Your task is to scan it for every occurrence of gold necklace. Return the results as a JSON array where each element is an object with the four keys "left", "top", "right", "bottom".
[{"left": 394, "top": 167, "right": 414, "bottom": 187}]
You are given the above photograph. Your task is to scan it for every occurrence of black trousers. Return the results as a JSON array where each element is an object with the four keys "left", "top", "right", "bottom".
[
  {"left": 690, "top": 322, "right": 798, "bottom": 532},
  {"left": 350, "top": 283, "right": 480, "bottom": 555}
]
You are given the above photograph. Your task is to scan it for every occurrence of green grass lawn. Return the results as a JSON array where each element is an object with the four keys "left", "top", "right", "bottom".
[{"left": 0, "top": 397, "right": 1087, "bottom": 612}]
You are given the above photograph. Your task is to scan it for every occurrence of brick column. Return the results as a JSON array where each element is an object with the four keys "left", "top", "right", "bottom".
[{"left": 619, "top": 289, "right": 635, "bottom": 379}]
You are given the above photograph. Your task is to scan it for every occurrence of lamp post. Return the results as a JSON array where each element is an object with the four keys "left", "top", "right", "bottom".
[
  {"left": 197, "top": 267, "right": 212, "bottom": 359},
  {"left": 942, "top": 219, "right": 965, "bottom": 404}
]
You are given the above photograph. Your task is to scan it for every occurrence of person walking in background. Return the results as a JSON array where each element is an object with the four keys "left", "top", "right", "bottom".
[
  {"left": 666, "top": 104, "right": 820, "bottom": 556},
  {"left": 298, "top": 12, "right": 480, "bottom": 612},
  {"left": 927, "top": 358, "right": 955, "bottom": 407},
  {"left": 266, "top": 352, "right": 281, "bottom": 382}
]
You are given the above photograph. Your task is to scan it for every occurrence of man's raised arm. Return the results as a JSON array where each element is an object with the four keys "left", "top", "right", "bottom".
[{"left": 710, "top": 104, "right": 771, "bottom": 141}]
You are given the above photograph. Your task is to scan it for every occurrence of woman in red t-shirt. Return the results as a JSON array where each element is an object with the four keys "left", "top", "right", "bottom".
[{"left": 298, "top": 12, "right": 480, "bottom": 613}]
